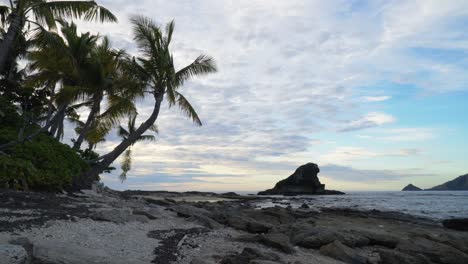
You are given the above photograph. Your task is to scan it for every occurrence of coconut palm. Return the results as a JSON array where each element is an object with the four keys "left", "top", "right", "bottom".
[
  {"left": 28, "top": 20, "right": 99, "bottom": 139},
  {"left": 117, "top": 114, "right": 157, "bottom": 182},
  {"left": 75, "top": 16, "right": 217, "bottom": 189},
  {"left": 71, "top": 37, "right": 137, "bottom": 150},
  {"left": 0, "top": 0, "right": 116, "bottom": 74}
]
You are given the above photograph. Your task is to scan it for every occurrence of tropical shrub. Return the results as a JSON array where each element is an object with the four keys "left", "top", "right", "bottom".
[{"left": 0, "top": 99, "right": 88, "bottom": 191}]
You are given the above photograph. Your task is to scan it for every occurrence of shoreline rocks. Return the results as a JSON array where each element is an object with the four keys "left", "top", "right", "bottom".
[
  {"left": 1, "top": 189, "right": 468, "bottom": 264},
  {"left": 258, "top": 163, "right": 344, "bottom": 196}
]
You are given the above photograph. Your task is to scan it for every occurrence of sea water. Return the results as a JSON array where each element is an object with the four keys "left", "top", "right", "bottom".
[{"left": 256, "top": 191, "right": 468, "bottom": 220}]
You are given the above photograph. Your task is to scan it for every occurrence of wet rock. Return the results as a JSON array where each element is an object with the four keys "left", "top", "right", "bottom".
[
  {"left": 397, "top": 237, "right": 468, "bottom": 264},
  {"left": 300, "top": 203, "right": 309, "bottom": 209},
  {"left": 239, "top": 233, "right": 295, "bottom": 254},
  {"left": 376, "top": 248, "right": 430, "bottom": 264},
  {"left": 442, "top": 218, "right": 468, "bottom": 231},
  {"left": 0, "top": 244, "right": 28, "bottom": 264},
  {"left": 145, "top": 198, "right": 175, "bottom": 206},
  {"left": 293, "top": 228, "right": 337, "bottom": 249},
  {"left": 171, "top": 204, "right": 213, "bottom": 218},
  {"left": 188, "top": 214, "right": 223, "bottom": 229},
  {"left": 132, "top": 209, "right": 158, "bottom": 220},
  {"left": 319, "top": 240, "right": 367, "bottom": 264},
  {"left": 246, "top": 220, "right": 273, "bottom": 234},
  {"left": 359, "top": 231, "right": 399, "bottom": 248},
  {"left": 221, "top": 247, "right": 281, "bottom": 264}
]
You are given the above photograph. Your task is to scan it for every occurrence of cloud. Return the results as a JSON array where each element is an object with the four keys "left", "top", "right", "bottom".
[
  {"left": 381, "top": 128, "right": 435, "bottom": 141},
  {"left": 319, "top": 146, "right": 423, "bottom": 164},
  {"left": 50, "top": 0, "right": 468, "bottom": 190},
  {"left": 338, "top": 112, "right": 396, "bottom": 132},
  {"left": 361, "top": 96, "right": 392, "bottom": 102}
]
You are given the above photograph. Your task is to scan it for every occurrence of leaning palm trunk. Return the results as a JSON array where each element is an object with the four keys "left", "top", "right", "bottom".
[
  {"left": 73, "top": 92, "right": 103, "bottom": 150},
  {"left": 0, "top": 13, "right": 23, "bottom": 74},
  {"left": 72, "top": 93, "right": 164, "bottom": 190}
]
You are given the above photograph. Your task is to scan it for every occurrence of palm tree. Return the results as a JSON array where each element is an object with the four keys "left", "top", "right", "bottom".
[
  {"left": 75, "top": 16, "right": 217, "bottom": 189},
  {"left": 0, "top": 0, "right": 116, "bottom": 74},
  {"left": 117, "top": 114, "right": 157, "bottom": 182},
  {"left": 28, "top": 20, "right": 99, "bottom": 139},
  {"left": 71, "top": 37, "right": 132, "bottom": 150}
]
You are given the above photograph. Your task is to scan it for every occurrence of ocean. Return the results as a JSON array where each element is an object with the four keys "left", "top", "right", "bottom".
[{"left": 256, "top": 191, "right": 468, "bottom": 220}]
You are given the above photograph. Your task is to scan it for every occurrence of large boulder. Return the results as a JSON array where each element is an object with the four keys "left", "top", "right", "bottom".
[{"left": 258, "top": 163, "right": 344, "bottom": 196}]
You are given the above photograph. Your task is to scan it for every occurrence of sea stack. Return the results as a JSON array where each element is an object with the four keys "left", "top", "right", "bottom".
[
  {"left": 258, "top": 163, "right": 344, "bottom": 196},
  {"left": 402, "top": 184, "right": 422, "bottom": 191}
]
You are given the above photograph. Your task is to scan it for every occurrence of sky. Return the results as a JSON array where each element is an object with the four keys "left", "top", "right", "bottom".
[{"left": 57, "top": 0, "right": 468, "bottom": 192}]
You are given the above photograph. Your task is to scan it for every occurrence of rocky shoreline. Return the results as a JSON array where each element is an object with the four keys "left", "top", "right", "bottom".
[{"left": 1, "top": 189, "right": 468, "bottom": 264}]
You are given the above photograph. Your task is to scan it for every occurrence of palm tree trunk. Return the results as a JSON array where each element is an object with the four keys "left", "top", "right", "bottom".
[
  {"left": 73, "top": 92, "right": 103, "bottom": 150},
  {"left": 0, "top": 13, "right": 23, "bottom": 74},
  {"left": 72, "top": 93, "right": 164, "bottom": 190}
]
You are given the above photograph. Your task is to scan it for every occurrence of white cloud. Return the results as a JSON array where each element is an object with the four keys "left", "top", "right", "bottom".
[
  {"left": 52, "top": 0, "right": 468, "bottom": 190},
  {"left": 382, "top": 128, "right": 435, "bottom": 141},
  {"left": 338, "top": 112, "right": 396, "bottom": 132},
  {"left": 361, "top": 96, "right": 392, "bottom": 102}
]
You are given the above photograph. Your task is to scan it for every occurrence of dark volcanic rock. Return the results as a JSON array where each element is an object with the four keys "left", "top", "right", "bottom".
[
  {"left": 257, "top": 163, "right": 344, "bottom": 196},
  {"left": 428, "top": 174, "right": 468, "bottom": 190},
  {"left": 443, "top": 218, "right": 468, "bottom": 231},
  {"left": 319, "top": 240, "right": 367, "bottom": 264},
  {"left": 402, "top": 184, "right": 422, "bottom": 191}
]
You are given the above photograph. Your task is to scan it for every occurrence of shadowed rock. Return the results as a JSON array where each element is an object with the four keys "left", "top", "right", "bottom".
[
  {"left": 443, "top": 218, "right": 468, "bottom": 231},
  {"left": 258, "top": 163, "right": 344, "bottom": 196}
]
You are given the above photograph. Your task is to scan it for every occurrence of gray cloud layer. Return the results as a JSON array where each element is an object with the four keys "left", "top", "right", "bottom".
[{"left": 52, "top": 0, "right": 468, "bottom": 191}]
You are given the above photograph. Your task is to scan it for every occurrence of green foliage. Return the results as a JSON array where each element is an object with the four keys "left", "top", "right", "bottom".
[{"left": 0, "top": 100, "right": 89, "bottom": 191}]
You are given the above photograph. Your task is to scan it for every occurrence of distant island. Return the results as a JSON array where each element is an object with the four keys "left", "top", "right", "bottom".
[
  {"left": 402, "top": 184, "right": 422, "bottom": 191},
  {"left": 258, "top": 163, "right": 344, "bottom": 196},
  {"left": 402, "top": 173, "right": 468, "bottom": 191}
]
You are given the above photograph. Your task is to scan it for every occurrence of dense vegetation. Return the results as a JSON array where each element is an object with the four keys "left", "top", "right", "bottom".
[{"left": 0, "top": 1, "right": 216, "bottom": 191}]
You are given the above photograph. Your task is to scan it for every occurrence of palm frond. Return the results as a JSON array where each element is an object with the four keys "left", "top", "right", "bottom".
[
  {"left": 174, "top": 55, "right": 217, "bottom": 87},
  {"left": 148, "top": 124, "right": 159, "bottom": 134},
  {"left": 119, "top": 148, "right": 132, "bottom": 182},
  {"left": 175, "top": 91, "right": 202, "bottom": 126},
  {"left": 130, "top": 15, "right": 162, "bottom": 58},
  {"left": 38, "top": 1, "right": 117, "bottom": 23},
  {"left": 117, "top": 125, "right": 129, "bottom": 139},
  {"left": 137, "top": 134, "right": 155, "bottom": 142},
  {"left": 164, "top": 20, "right": 175, "bottom": 47}
]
